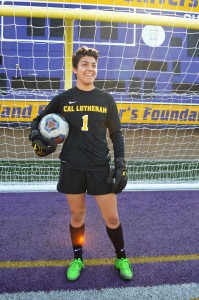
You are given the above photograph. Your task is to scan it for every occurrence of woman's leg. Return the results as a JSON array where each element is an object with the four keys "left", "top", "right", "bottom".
[
  {"left": 94, "top": 193, "right": 133, "bottom": 280},
  {"left": 66, "top": 193, "right": 86, "bottom": 281},
  {"left": 94, "top": 193, "right": 126, "bottom": 258},
  {"left": 66, "top": 193, "right": 86, "bottom": 259},
  {"left": 66, "top": 193, "right": 86, "bottom": 228}
]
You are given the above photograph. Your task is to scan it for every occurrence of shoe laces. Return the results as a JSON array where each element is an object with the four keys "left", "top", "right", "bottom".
[
  {"left": 119, "top": 258, "right": 131, "bottom": 270},
  {"left": 70, "top": 259, "right": 83, "bottom": 270}
]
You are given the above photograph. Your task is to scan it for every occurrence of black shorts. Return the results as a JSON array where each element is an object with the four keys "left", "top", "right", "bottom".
[{"left": 57, "top": 162, "right": 112, "bottom": 195}]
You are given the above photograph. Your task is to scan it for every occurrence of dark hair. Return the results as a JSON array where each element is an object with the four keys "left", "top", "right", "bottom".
[{"left": 72, "top": 46, "right": 99, "bottom": 69}]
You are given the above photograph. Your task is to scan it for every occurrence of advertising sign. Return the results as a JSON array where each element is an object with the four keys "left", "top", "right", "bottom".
[{"left": 1, "top": 100, "right": 199, "bottom": 128}]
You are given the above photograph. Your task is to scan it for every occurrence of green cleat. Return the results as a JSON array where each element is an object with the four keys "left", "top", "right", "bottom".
[
  {"left": 115, "top": 258, "right": 133, "bottom": 280},
  {"left": 66, "top": 258, "right": 85, "bottom": 281}
]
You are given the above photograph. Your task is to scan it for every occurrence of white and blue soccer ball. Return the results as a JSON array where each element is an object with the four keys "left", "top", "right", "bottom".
[{"left": 39, "top": 113, "right": 69, "bottom": 144}]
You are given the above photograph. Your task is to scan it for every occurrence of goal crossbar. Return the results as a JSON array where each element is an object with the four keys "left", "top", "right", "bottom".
[{"left": 1, "top": 5, "right": 199, "bottom": 30}]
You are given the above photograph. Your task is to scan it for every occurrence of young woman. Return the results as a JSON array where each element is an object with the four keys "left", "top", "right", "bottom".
[{"left": 29, "top": 46, "right": 133, "bottom": 281}]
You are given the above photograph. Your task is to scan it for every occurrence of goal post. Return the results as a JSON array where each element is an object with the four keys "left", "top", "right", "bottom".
[
  {"left": 0, "top": 2, "right": 199, "bottom": 191},
  {"left": 64, "top": 19, "right": 74, "bottom": 90}
]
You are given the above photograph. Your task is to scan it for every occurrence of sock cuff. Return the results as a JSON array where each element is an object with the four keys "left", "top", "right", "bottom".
[
  {"left": 70, "top": 223, "right": 85, "bottom": 231},
  {"left": 106, "top": 223, "right": 123, "bottom": 235}
]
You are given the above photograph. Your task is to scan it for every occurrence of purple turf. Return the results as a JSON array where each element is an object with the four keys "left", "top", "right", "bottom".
[{"left": 0, "top": 190, "right": 198, "bottom": 292}]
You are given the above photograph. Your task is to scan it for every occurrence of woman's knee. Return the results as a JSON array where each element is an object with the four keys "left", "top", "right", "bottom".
[
  {"left": 66, "top": 194, "right": 86, "bottom": 225},
  {"left": 70, "top": 208, "right": 86, "bottom": 224},
  {"left": 106, "top": 216, "right": 120, "bottom": 228}
]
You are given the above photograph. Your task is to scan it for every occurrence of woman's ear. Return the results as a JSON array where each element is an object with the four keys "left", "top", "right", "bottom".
[{"left": 72, "top": 67, "right": 77, "bottom": 74}]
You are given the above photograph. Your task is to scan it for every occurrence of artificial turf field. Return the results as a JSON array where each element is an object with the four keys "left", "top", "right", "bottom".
[{"left": 0, "top": 190, "right": 199, "bottom": 299}]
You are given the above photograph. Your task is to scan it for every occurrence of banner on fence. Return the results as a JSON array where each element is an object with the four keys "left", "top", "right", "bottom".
[{"left": 1, "top": 100, "right": 199, "bottom": 127}]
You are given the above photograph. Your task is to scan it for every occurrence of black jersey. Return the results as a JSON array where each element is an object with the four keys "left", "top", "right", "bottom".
[{"left": 32, "top": 86, "right": 124, "bottom": 170}]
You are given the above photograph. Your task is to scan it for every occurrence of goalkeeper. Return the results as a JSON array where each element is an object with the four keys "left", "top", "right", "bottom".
[{"left": 29, "top": 46, "right": 133, "bottom": 281}]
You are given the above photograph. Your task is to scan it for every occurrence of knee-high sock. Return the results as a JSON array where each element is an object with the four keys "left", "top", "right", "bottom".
[
  {"left": 70, "top": 223, "right": 85, "bottom": 260},
  {"left": 106, "top": 223, "right": 126, "bottom": 259}
]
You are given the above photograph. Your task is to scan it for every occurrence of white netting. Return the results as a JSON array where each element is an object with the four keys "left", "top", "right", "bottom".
[{"left": 0, "top": 1, "right": 199, "bottom": 187}]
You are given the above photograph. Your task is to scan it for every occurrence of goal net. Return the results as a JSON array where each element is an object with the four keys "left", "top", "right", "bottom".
[{"left": 0, "top": 1, "right": 199, "bottom": 190}]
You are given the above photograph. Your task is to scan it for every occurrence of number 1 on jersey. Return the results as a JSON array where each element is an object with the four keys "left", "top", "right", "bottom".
[{"left": 81, "top": 115, "right": 89, "bottom": 131}]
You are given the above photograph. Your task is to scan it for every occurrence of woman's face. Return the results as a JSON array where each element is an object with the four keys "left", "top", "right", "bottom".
[{"left": 73, "top": 55, "right": 97, "bottom": 89}]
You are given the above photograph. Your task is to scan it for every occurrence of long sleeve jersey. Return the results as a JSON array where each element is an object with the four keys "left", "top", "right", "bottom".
[{"left": 31, "top": 86, "right": 124, "bottom": 171}]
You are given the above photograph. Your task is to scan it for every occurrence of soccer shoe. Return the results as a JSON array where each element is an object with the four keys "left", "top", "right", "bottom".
[
  {"left": 115, "top": 258, "right": 133, "bottom": 280},
  {"left": 66, "top": 258, "right": 85, "bottom": 281}
]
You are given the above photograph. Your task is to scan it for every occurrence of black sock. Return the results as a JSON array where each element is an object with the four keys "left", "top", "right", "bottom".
[
  {"left": 70, "top": 223, "right": 85, "bottom": 260},
  {"left": 106, "top": 223, "right": 126, "bottom": 259}
]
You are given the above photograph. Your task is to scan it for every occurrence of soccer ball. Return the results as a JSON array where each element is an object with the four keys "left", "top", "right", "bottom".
[{"left": 39, "top": 113, "right": 69, "bottom": 144}]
